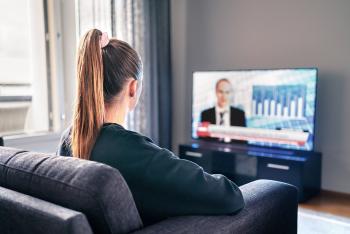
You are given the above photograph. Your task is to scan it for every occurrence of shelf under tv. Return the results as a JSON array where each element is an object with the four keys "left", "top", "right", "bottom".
[{"left": 179, "top": 140, "right": 322, "bottom": 202}]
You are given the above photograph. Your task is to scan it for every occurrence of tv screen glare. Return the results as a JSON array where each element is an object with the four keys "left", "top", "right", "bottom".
[{"left": 192, "top": 68, "right": 318, "bottom": 151}]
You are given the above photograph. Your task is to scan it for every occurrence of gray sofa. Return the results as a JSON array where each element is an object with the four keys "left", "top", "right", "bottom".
[{"left": 0, "top": 146, "right": 298, "bottom": 234}]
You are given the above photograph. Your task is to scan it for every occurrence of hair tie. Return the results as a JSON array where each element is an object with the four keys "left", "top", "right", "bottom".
[{"left": 100, "top": 32, "right": 109, "bottom": 48}]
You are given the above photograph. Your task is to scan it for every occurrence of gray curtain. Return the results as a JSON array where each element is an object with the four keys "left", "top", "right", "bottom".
[
  {"left": 77, "top": 0, "right": 172, "bottom": 149},
  {"left": 143, "top": 0, "right": 172, "bottom": 149}
]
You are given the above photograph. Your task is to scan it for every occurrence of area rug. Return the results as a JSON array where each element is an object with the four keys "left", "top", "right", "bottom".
[{"left": 298, "top": 207, "right": 350, "bottom": 234}]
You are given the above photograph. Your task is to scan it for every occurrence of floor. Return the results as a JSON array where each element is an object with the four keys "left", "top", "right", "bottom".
[{"left": 300, "top": 190, "right": 350, "bottom": 218}]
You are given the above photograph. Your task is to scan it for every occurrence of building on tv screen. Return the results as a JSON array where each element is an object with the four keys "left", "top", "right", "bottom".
[{"left": 192, "top": 69, "right": 317, "bottom": 151}]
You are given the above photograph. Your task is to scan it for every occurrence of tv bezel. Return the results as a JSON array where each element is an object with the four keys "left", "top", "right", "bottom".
[{"left": 191, "top": 67, "right": 319, "bottom": 153}]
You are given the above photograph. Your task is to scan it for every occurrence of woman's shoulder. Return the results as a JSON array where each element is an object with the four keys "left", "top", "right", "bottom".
[
  {"left": 57, "top": 127, "right": 72, "bottom": 156},
  {"left": 57, "top": 123, "right": 162, "bottom": 158}
]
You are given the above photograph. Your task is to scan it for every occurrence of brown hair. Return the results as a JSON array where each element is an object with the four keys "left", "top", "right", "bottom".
[{"left": 71, "top": 29, "right": 142, "bottom": 159}]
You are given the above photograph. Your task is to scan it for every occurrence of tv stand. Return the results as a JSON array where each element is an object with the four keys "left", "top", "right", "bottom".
[{"left": 179, "top": 141, "right": 321, "bottom": 202}]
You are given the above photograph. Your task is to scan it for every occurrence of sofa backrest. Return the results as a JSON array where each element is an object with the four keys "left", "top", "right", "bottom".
[
  {"left": 0, "top": 186, "right": 93, "bottom": 234},
  {"left": 0, "top": 146, "right": 143, "bottom": 234}
]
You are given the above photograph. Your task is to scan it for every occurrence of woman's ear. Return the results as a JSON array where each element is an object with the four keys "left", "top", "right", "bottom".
[{"left": 129, "top": 79, "right": 138, "bottom": 98}]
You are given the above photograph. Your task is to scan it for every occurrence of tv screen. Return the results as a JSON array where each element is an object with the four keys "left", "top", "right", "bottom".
[{"left": 192, "top": 68, "right": 317, "bottom": 151}]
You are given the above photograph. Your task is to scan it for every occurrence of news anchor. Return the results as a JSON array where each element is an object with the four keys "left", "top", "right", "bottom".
[{"left": 200, "top": 78, "right": 246, "bottom": 127}]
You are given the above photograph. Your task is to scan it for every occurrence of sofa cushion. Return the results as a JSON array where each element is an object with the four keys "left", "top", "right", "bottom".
[
  {"left": 0, "top": 146, "right": 143, "bottom": 234},
  {"left": 0, "top": 186, "right": 93, "bottom": 234}
]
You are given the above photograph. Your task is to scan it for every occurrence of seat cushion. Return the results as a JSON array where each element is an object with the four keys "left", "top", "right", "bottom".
[
  {"left": 0, "top": 186, "right": 93, "bottom": 234},
  {"left": 0, "top": 146, "right": 143, "bottom": 234}
]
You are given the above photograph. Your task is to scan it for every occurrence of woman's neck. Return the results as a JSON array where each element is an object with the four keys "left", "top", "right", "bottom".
[{"left": 104, "top": 101, "right": 128, "bottom": 128}]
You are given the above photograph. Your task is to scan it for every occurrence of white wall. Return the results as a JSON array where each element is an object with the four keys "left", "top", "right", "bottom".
[{"left": 171, "top": 0, "right": 350, "bottom": 194}]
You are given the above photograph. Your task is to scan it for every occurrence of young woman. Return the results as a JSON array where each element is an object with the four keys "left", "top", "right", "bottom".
[{"left": 58, "top": 29, "right": 244, "bottom": 225}]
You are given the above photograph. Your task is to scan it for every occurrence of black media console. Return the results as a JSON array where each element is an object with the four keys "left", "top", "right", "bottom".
[{"left": 179, "top": 141, "right": 321, "bottom": 202}]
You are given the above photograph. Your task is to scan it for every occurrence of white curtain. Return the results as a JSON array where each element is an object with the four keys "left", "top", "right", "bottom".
[{"left": 77, "top": 0, "right": 112, "bottom": 36}]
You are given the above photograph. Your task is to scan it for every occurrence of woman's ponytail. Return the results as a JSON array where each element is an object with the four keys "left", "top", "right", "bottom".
[
  {"left": 71, "top": 28, "right": 142, "bottom": 159},
  {"left": 71, "top": 29, "right": 105, "bottom": 159}
]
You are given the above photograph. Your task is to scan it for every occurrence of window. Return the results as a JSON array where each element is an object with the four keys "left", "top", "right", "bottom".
[{"left": 0, "top": 0, "right": 50, "bottom": 136}]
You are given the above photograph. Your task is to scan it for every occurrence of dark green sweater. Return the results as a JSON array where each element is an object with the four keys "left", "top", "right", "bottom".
[{"left": 57, "top": 123, "right": 244, "bottom": 225}]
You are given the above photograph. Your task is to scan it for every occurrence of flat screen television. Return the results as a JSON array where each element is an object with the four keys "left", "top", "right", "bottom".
[{"left": 192, "top": 68, "right": 318, "bottom": 151}]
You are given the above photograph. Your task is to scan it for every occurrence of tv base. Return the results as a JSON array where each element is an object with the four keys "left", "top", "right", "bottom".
[{"left": 179, "top": 140, "right": 322, "bottom": 202}]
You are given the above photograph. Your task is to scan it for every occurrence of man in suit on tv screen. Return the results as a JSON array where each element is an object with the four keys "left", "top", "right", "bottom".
[{"left": 200, "top": 78, "right": 246, "bottom": 128}]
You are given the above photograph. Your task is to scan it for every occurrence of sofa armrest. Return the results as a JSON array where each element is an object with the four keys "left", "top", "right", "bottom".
[
  {"left": 0, "top": 186, "right": 93, "bottom": 234},
  {"left": 131, "top": 179, "right": 298, "bottom": 234}
]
